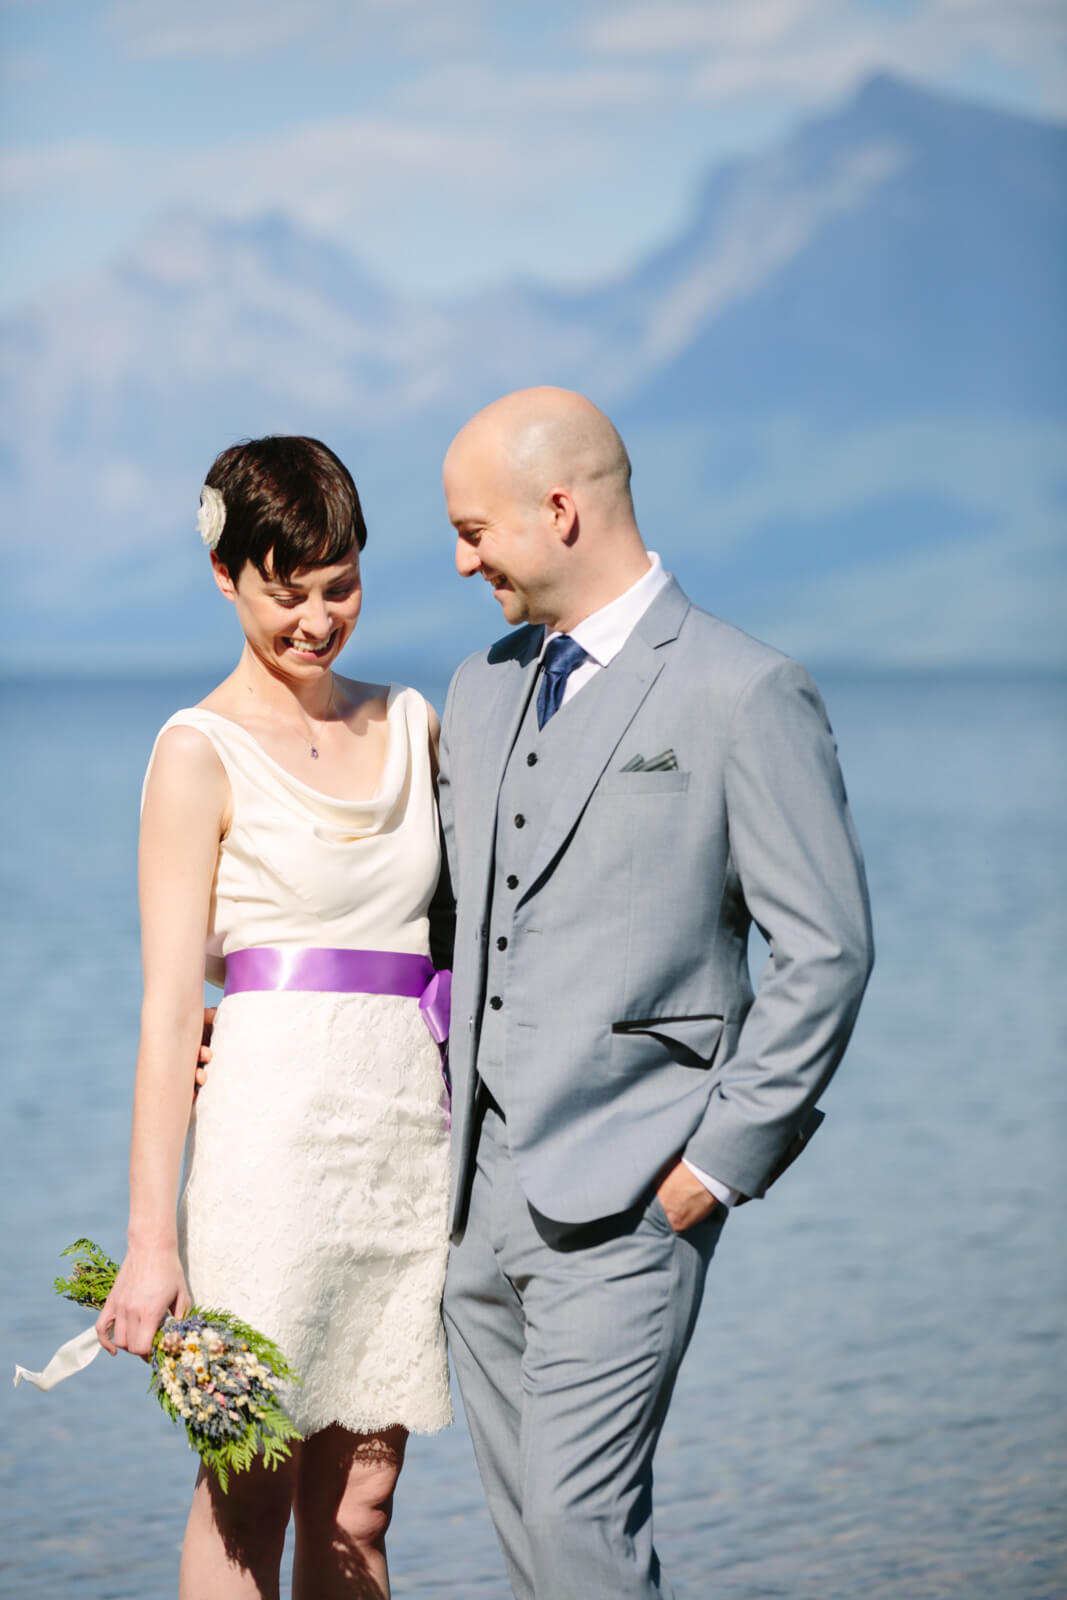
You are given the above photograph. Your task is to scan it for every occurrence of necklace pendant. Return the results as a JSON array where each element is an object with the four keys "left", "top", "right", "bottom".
[{"left": 310, "top": 747, "right": 320, "bottom": 759}]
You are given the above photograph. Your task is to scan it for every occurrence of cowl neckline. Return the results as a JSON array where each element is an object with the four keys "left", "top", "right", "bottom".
[{"left": 183, "top": 684, "right": 408, "bottom": 832}]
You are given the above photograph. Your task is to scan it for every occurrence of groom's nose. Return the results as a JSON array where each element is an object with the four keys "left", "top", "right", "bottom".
[{"left": 455, "top": 538, "right": 481, "bottom": 578}]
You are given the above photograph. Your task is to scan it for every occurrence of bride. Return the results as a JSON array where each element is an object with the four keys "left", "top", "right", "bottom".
[{"left": 95, "top": 436, "right": 452, "bottom": 1599}]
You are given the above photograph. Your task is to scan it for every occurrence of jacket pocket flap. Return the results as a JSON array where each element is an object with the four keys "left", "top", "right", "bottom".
[{"left": 611, "top": 1014, "right": 724, "bottom": 1063}]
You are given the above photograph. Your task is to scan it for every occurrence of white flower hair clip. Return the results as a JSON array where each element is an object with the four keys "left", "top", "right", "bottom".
[{"left": 197, "top": 484, "right": 226, "bottom": 550}]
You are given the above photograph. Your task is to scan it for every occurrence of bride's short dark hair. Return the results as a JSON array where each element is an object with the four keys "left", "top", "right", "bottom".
[{"left": 205, "top": 436, "right": 367, "bottom": 582}]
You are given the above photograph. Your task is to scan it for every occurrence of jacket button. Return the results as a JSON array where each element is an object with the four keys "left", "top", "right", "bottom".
[
  {"left": 514, "top": 813, "right": 526, "bottom": 828},
  {"left": 496, "top": 936, "right": 508, "bottom": 951},
  {"left": 506, "top": 875, "right": 519, "bottom": 889},
  {"left": 526, "top": 752, "right": 538, "bottom": 766},
  {"left": 489, "top": 995, "right": 503, "bottom": 1010}
]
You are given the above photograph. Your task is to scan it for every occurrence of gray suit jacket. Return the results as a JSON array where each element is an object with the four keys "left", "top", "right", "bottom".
[{"left": 438, "top": 579, "right": 873, "bottom": 1231}]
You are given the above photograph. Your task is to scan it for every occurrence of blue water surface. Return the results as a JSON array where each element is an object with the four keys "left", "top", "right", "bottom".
[{"left": 1, "top": 668, "right": 1064, "bottom": 1598}]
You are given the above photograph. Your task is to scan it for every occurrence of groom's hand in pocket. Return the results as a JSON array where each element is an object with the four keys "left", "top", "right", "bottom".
[{"left": 656, "top": 1159, "right": 719, "bottom": 1232}]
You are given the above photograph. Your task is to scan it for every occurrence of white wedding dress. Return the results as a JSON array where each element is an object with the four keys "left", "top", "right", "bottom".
[{"left": 144, "top": 686, "right": 452, "bottom": 1437}]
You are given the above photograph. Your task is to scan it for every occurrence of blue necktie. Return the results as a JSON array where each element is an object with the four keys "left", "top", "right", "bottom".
[{"left": 537, "top": 635, "right": 588, "bottom": 729}]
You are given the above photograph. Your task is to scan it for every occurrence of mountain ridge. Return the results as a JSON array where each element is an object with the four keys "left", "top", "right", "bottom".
[{"left": 1, "top": 71, "right": 1063, "bottom": 670}]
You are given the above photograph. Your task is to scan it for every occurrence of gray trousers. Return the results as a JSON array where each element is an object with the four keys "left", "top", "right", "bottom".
[{"left": 443, "top": 1101, "right": 727, "bottom": 1599}]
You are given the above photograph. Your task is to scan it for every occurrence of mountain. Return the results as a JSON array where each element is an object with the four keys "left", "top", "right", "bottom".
[
  {"left": 609, "top": 73, "right": 1067, "bottom": 420},
  {"left": 1, "top": 72, "right": 1064, "bottom": 673}
]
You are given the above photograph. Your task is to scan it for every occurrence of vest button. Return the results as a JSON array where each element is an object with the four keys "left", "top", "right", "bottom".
[
  {"left": 496, "top": 936, "right": 508, "bottom": 951},
  {"left": 526, "top": 752, "right": 538, "bottom": 766},
  {"left": 506, "top": 875, "right": 519, "bottom": 890},
  {"left": 489, "top": 995, "right": 503, "bottom": 1010},
  {"left": 514, "top": 813, "right": 526, "bottom": 828}
]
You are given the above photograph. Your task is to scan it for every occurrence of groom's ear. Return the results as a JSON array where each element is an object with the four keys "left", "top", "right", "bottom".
[{"left": 546, "top": 487, "right": 579, "bottom": 545}]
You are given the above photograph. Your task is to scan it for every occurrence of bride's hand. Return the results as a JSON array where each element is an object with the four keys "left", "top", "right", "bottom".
[{"left": 95, "top": 1248, "right": 191, "bottom": 1361}]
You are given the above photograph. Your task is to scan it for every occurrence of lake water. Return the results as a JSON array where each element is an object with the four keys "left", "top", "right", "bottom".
[{"left": 1, "top": 669, "right": 1064, "bottom": 1598}]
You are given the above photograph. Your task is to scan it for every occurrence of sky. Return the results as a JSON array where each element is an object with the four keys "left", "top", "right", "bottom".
[{"left": 2, "top": 0, "right": 1066, "bottom": 313}]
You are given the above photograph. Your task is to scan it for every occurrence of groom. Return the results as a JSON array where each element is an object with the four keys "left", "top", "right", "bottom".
[{"left": 436, "top": 387, "right": 873, "bottom": 1598}]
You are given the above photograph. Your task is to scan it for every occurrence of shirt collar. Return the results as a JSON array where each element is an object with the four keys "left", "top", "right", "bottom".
[{"left": 540, "top": 552, "right": 670, "bottom": 667}]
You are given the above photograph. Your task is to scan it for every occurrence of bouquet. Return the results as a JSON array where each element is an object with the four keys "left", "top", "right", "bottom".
[{"left": 15, "top": 1239, "right": 302, "bottom": 1492}]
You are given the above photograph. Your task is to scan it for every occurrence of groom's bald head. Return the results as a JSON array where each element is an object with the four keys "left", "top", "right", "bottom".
[
  {"left": 447, "top": 387, "right": 633, "bottom": 515},
  {"left": 443, "top": 388, "right": 649, "bottom": 633}
]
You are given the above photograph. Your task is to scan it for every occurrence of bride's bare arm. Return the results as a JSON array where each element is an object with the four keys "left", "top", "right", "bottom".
[{"left": 96, "top": 726, "right": 230, "bottom": 1359}]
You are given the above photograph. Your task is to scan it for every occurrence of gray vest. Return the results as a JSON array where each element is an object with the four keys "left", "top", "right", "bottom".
[{"left": 475, "top": 668, "right": 609, "bottom": 1101}]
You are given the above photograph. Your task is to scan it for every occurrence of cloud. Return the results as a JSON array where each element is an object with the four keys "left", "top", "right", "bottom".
[
  {"left": 0, "top": 110, "right": 596, "bottom": 256},
  {"left": 104, "top": 0, "right": 487, "bottom": 62},
  {"left": 585, "top": 0, "right": 1067, "bottom": 112},
  {"left": 584, "top": 0, "right": 830, "bottom": 55},
  {"left": 101, "top": 0, "right": 1064, "bottom": 133},
  {"left": 586, "top": 0, "right": 1067, "bottom": 59},
  {"left": 0, "top": 140, "right": 125, "bottom": 197},
  {"left": 169, "top": 115, "right": 577, "bottom": 227},
  {"left": 105, "top": 1, "right": 330, "bottom": 61},
  {"left": 396, "top": 61, "right": 669, "bottom": 117},
  {"left": 3, "top": 0, "right": 1063, "bottom": 312}
]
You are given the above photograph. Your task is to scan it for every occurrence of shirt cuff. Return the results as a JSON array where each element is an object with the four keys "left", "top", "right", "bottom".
[{"left": 682, "top": 1157, "right": 741, "bottom": 1208}]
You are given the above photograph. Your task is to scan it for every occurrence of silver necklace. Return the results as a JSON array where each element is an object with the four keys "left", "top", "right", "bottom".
[{"left": 293, "top": 681, "right": 338, "bottom": 760}]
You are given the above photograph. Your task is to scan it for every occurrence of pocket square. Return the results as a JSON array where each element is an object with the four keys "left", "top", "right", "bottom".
[{"left": 620, "top": 749, "right": 679, "bottom": 772}]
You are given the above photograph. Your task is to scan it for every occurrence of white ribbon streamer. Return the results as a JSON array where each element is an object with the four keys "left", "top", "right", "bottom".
[{"left": 14, "top": 1324, "right": 103, "bottom": 1391}]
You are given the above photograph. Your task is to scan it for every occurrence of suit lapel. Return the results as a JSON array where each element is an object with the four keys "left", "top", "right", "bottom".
[{"left": 521, "top": 579, "right": 690, "bottom": 894}]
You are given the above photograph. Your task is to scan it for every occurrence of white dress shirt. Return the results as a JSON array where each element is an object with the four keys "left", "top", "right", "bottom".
[{"left": 540, "top": 554, "right": 741, "bottom": 1209}]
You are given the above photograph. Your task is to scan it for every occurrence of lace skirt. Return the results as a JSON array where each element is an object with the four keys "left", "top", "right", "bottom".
[{"left": 179, "top": 989, "right": 452, "bottom": 1437}]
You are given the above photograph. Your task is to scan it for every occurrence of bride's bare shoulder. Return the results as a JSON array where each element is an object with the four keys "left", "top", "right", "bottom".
[
  {"left": 150, "top": 721, "right": 227, "bottom": 782},
  {"left": 335, "top": 675, "right": 391, "bottom": 723}
]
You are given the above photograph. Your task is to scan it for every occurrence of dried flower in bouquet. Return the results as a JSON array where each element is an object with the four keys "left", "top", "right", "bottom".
[{"left": 17, "top": 1240, "right": 302, "bottom": 1492}]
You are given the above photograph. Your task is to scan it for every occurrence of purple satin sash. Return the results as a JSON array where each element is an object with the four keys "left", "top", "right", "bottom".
[{"left": 223, "top": 947, "right": 452, "bottom": 1046}]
